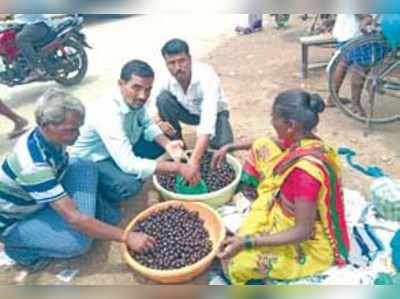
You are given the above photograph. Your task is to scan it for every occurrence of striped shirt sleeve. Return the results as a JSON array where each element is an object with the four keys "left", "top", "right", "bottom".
[{"left": 15, "top": 164, "right": 67, "bottom": 204}]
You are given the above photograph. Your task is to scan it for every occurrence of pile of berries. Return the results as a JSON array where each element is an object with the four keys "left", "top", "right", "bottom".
[
  {"left": 157, "top": 152, "right": 236, "bottom": 193},
  {"left": 130, "top": 205, "right": 213, "bottom": 270}
]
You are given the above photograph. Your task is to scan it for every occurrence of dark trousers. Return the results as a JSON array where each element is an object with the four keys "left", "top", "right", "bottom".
[
  {"left": 16, "top": 22, "right": 51, "bottom": 69},
  {"left": 96, "top": 135, "right": 165, "bottom": 203},
  {"left": 156, "top": 90, "right": 234, "bottom": 149}
]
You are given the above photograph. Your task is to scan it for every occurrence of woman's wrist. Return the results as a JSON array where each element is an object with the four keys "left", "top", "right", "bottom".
[
  {"left": 243, "top": 235, "right": 255, "bottom": 249},
  {"left": 121, "top": 231, "right": 128, "bottom": 243},
  {"left": 252, "top": 235, "right": 260, "bottom": 247},
  {"left": 176, "top": 162, "right": 184, "bottom": 174},
  {"left": 253, "top": 233, "right": 271, "bottom": 247},
  {"left": 225, "top": 143, "right": 234, "bottom": 153}
]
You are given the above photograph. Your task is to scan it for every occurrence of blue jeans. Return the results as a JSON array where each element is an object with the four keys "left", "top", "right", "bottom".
[
  {"left": 0, "top": 158, "right": 119, "bottom": 267},
  {"left": 96, "top": 135, "right": 165, "bottom": 204}
]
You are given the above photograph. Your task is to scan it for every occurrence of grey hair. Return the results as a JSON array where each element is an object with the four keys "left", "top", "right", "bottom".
[{"left": 35, "top": 88, "right": 85, "bottom": 127}]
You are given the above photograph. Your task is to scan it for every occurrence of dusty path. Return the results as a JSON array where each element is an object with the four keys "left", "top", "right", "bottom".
[
  {"left": 1, "top": 15, "right": 399, "bottom": 285},
  {"left": 209, "top": 18, "right": 400, "bottom": 196}
]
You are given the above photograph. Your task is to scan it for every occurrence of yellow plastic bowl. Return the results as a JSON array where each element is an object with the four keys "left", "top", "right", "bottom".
[
  {"left": 122, "top": 201, "right": 226, "bottom": 284},
  {"left": 153, "top": 151, "right": 242, "bottom": 208}
]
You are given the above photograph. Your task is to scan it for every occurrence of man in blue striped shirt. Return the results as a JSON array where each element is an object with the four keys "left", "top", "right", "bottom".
[{"left": 0, "top": 88, "right": 156, "bottom": 272}]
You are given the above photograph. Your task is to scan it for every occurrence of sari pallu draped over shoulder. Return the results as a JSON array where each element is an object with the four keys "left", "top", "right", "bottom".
[{"left": 229, "top": 137, "right": 350, "bottom": 284}]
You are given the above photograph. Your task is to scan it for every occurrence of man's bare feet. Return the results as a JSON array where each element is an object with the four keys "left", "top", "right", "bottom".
[
  {"left": 8, "top": 117, "right": 29, "bottom": 139},
  {"left": 350, "top": 104, "right": 367, "bottom": 117},
  {"left": 326, "top": 96, "right": 337, "bottom": 108},
  {"left": 326, "top": 97, "right": 352, "bottom": 108}
]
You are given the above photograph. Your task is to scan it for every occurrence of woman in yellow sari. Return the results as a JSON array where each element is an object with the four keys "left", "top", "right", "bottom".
[{"left": 212, "top": 89, "right": 350, "bottom": 285}]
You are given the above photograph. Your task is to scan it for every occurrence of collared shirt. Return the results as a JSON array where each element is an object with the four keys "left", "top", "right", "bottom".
[
  {"left": 70, "top": 88, "right": 163, "bottom": 179},
  {"left": 333, "top": 14, "right": 360, "bottom": 43},
  {"left": 13, "top": 14, "right": 54, "bottom": 27},
  {"left": 0, "top": 128, "right": 69, "bottom": 235},
  {"left": 148, "top": 61, "right": 229, "bottom": 137}
]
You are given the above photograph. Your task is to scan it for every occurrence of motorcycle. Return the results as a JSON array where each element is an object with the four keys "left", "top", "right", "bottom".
[{"left": 0, "top": 14, "right": 90, "bottom": 87}]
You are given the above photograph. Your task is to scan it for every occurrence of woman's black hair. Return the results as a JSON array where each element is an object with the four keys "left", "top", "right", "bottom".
[{"left": 273, "top": 89, "right": 325, "bottom": 132}]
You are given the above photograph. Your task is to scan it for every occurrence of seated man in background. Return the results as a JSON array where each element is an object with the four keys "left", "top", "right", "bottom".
[
  {"left": 13, "top": 14, "right": 55, "bottom": 81},
  {"left": 149, "top": 38, "right": 234, "bottom": 185},
  {"left": 327, "top": 14, "right": 375, "bottom": 116}
]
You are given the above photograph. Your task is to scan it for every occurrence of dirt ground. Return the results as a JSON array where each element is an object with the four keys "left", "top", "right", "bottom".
[{"left": 1, "top": 16, "right": 400, "bottom": 285}]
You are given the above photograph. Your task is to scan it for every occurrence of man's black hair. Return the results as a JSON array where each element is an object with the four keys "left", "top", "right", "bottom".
[
  {"left": 120, "top": 60, "right": 154, "bottom": 81},
  {"left": 161, "top": 38, "right": 190, "bottom": 57}
]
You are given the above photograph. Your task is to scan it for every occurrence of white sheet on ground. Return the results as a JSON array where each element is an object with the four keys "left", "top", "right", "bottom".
[{"left": 216, "top": 188, "right": 399, "bottom": 285}]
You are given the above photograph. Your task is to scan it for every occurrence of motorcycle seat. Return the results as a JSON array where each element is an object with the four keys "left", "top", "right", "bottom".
[
  {"left": 53, "top": 17, "right": 76, "bottom": 33},
  {"left": 33, "top": 17, "right": 78, "bottom": 48}
]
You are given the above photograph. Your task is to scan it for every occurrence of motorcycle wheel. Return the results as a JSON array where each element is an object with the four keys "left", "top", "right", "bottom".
[{"left": 51, "top": 40, "right": 88, "bottom": 86}]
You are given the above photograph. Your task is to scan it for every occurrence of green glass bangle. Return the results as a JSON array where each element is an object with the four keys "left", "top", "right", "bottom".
[{"left": 243, "top": 235, "right": 254, "bottom": 249}]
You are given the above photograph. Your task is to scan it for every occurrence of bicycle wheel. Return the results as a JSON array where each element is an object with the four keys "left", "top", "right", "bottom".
[{"left": 328, "top": 34, "right": 400, "bottom": 124}]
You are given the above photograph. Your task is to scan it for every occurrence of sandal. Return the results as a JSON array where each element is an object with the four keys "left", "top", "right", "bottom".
[
  {"left": 12, "top": 257, "right": 53, "bottom": 283},
  {"left": 350, "top": 105, "right": 367, "bottom": 117},
  {"left": 325, "top": 100, "right": 337, "bottom": 108},
  {"left": 326, "top": 97, "right": 351, "bottom": 108},
  {"left": 27, "top": 258, "right": 53, "bottom": 273}
]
